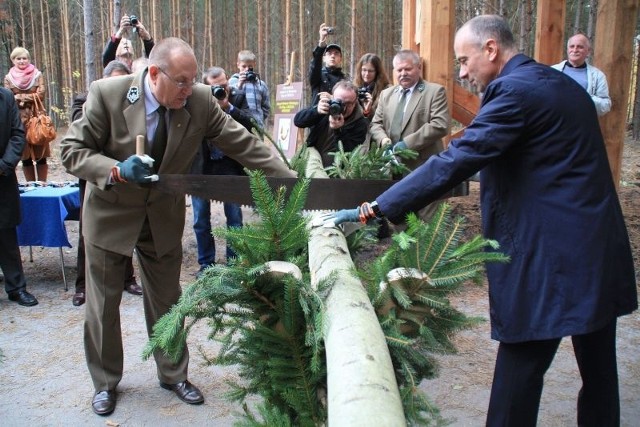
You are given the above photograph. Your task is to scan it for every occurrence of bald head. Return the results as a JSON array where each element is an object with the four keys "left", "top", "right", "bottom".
[
  {"left": 566, "top": 34, "right": 591, "bottom": 67},
  {"left": 148, "top": 37, "right": 198, "bottom": 109},
  {"left": 454, "top": 15, "right": 518, "bottom": 93}
]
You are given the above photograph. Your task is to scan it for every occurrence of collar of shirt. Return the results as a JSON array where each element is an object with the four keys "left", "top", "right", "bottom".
[{"left": 565, "top": 61, "right": 587, "bottom": 69}]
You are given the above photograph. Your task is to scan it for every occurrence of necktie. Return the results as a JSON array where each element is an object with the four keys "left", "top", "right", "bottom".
[
  {"left": 151, "top": 106, "right": 167, "bottom": 172},
  {"left": 389, "top": 88, "right": 409, "bottom": 143}
]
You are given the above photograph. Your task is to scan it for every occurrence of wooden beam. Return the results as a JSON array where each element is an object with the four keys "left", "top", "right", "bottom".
[
  {"left": 593, "top": 0, "right": 640, "bottom": 185},
  {"left": 420, "top": 0, "right": 455, "bottom": 103},
  {"left": 452, "top": 84, "right": 480, "bottom": 126},
  {"left": 534, "top": 0, "right": 566, "bottom": 65},
  {"left": 401, "top": 0, "right": 418, "bottom": 52}
]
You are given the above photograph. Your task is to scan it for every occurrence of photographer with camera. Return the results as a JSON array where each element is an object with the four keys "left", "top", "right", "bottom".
[
  {"left": 191, "top": 67, "right": 253, "bottom": 276},
  {"left": 228, "top": 50, "right": 269, "bottom": 130},
  {"left": 102, "top": 14, "right": 155, "bottom": 69},
  {"left": 354, "top": 53, "right": 391, "bottom": 123},
  {"left": 308, "top": 23, "right": 345, "bottom": 105},
  {"left": 294, "top": 80, "right": 368, "bottom": 168}
]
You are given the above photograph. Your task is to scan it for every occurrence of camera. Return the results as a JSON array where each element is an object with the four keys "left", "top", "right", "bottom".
[
  {"left": 245, "top": 67, "right": 257, "bottom": 82},
  {"left": 328, "top": 99, "right": 345, "bottom": 116},
  {"left": 211, "top": 85, "right": 226, "bottom": 100},
  {"left": 357, "top": 87, "right": 370, "bottom": 101},
  {"left": 130, "top": 15, "right": 139, "bottom": 26},
  {"left": 326, "top": 27, "right": 335, "bottom": 35}
]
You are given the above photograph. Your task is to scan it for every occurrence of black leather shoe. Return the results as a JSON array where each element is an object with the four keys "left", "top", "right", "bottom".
[
  {"left": 72, "top": 291, "right": 86, "bottom": 306},
  {"left": 124, "top": 281, "right": 143, "bottom": 295},
  {"left": 160, "top": 380, "right": 204, "bottom": 404},
  {"left": 92, "top": 390, "right": 116, "bottom": 416},
  {"left": 7, "top": 289, "right": 38, "bottom": 306}
]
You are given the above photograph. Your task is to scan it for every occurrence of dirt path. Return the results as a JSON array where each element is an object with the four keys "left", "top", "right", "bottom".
[{"left": 0, "top": 139, "right": 639, "bottom": 426}]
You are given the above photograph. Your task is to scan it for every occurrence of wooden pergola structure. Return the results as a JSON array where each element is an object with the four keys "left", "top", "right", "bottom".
[{"left": 402, "top": 0, "right": 639, "bottom": 184}]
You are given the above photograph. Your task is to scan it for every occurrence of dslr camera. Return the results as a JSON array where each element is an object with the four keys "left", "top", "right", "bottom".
[
  {"left": 326, "top": 27, "right": 335, "bottom": 35},
  {"left": 129, "top": 15, "right": 139, "bottom": 26},
  {"left": 245, "top": 67, "right": 257, "bottom": 82},
  {"left": 328, "top": 99, "right": 345, "bottom": 116},
  {"left": 211, "top": 85, "right": 227, "bottom": 100},
  {"left": 357, "top": 87, "right": 370, "bottom": 101}
]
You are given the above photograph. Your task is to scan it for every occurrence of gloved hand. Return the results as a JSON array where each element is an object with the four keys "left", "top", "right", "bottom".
[
  {"left": 114, "top": 154, "right": 155, "bottom": 183},
  {"left": 314, "top": 202, "right": 378, "bottom": 228}
]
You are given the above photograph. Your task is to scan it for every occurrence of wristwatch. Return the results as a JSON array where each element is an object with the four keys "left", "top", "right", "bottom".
[{"left": 370, "top": 201, "right": 384, "bottom": 218}]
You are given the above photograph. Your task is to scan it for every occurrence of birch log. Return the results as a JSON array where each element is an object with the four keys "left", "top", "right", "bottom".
[{"left": 308, "top": 220, "right": 406, "bottom": 426}]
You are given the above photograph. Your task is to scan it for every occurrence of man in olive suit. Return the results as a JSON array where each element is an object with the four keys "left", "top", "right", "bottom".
[
  {"left": 370, "top": 49, "right": 450, "bottom": 221},
  {"left": 60, "top": 37, "right": 294, "bottom": 416}
]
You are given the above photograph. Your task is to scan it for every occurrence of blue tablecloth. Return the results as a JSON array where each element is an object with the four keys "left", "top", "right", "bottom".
[{"left": 17, "top": 186, "right": 81, "bottom": 248}]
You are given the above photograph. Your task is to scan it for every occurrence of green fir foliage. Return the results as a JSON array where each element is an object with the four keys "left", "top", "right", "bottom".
[
  {"left": 144, "top": 170, "right": 328, "bottom": 426},
  {"left": 325, "top": 142, "right": 417, "bottom": 179},
  {"left": 361, "top": 203, "right": 510, "bottom": 425}
]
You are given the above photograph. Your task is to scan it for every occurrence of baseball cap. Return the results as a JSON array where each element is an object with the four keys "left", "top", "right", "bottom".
[{"left": 325, "top": 44, "right": 342, "bottom": 55}]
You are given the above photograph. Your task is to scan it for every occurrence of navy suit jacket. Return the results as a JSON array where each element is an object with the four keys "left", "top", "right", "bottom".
[
  {"left": 0, "top": 87, "right": 26, "bottom": 228},
  {"left": 376, "top": 54, "right": 637, "bottom": 342}
]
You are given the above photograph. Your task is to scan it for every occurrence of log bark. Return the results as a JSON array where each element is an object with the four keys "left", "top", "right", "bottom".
[{"left": 308, "top": 220, "right": 405, "bottom": 426}]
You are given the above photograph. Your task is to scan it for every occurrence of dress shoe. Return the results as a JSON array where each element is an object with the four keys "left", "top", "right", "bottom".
[
  {"left": 124, "top": 281, "right": 143, "bottom": 295},
  {"left": 72, "top": 291, "right": 86, "bottom": 306},
  {"left": 7, "top": 289, "right": 38, "bottom": 306},
  {"left": 160, "top": 380, "right": 204, "bottom": 404},
  {"left": 92, "top": 390, "right": 116, "bottom": 416}
]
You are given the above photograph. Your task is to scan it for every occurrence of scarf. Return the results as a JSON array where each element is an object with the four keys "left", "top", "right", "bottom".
[{"left": 8, "top": 64, "right": 40, "bottom": 90}]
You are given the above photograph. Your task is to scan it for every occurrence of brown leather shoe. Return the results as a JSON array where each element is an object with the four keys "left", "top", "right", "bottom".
[
  {"left": 124, "top": 281, "right": 143, "bottom": 295},
  {"left": 160, "top": 380, "right": 204, "bottom": 404},
  {"left": 92, "top": 390, "right": 116, "bottom": 416},
  {"left": 72, "top": 291, "right": 86, "bottom": 306}
]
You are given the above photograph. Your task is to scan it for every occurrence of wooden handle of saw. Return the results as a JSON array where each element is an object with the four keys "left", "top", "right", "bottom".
[{"left": 136, "top": 135, "right": 145, "bottom": 156}]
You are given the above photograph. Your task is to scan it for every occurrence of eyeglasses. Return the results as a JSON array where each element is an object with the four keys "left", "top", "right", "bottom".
[{"left": 157, "top": 67, "right": 197, "bottom": 89}]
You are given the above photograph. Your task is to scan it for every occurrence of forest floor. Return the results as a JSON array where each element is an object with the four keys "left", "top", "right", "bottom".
[{"left": 0, "top": 131, "right": 638, "bottom": 426}]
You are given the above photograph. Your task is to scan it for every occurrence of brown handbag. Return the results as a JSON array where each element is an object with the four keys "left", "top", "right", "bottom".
[{"left": 26, "top": 94, "right": 56, "bottom": 146}]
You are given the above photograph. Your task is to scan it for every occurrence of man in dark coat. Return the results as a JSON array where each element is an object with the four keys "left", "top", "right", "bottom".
[
  {"left": 323, "top": 15, "right": 637, "bottom": 427},
  {"left": 0, "top": 87, "right": 38, "bottom": 306},
  {"left": 307, "top": 23, "right": 345, "bottom": 105},
  {"left": 294, "top": 80, "right": 368, "bottom": 168}
]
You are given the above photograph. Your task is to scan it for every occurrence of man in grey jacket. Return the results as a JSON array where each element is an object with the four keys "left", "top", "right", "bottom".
[{"left": 552, "top": 33, "right": 611, "bottom": 116}]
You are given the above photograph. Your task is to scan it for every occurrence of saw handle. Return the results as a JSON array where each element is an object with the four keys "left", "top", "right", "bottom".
[{"left": 136, "top": 135, "right": 145, "bottom": 156}]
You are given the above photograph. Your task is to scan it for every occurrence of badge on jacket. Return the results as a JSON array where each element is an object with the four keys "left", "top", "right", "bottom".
[{"left": 127, "top": 87, "right": 140, "bottom": 104}]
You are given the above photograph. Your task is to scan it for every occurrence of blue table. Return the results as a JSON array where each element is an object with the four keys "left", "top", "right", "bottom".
[
  {"left": 17, "top": 186, "right": 80, "bottom": 247},
  {"left": 17, "top": 186, "right": 81, "bottom": 289}
]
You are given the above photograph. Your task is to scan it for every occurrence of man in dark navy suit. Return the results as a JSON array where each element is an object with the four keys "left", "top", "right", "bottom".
[
  {"left": 0, "top": 87, "right": 38, "bottom": 306},
  {"left": 324, "top": 15, "right": 637, "bottom": 427}
]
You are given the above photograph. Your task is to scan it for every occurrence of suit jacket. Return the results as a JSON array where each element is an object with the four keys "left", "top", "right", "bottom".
[
  {"left": 0, "top": 87, "right": 26, "bottom": 228},
  {"left": 60, "top": 70, "right": 293, "bottom": 258},
  {"left": 370, "top": 80, "right": 450, "bottom": 171},
  {"left": 376, "top": 54, "right": 637, "bottom": 342}
]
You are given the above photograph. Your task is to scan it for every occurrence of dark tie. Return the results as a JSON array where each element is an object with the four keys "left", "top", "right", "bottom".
[
  {"left": 389, "top": 88, "right": 409, "bottom": 143},
  {"left": 151, "top": 106, "right": 167, "bottom": 172}
]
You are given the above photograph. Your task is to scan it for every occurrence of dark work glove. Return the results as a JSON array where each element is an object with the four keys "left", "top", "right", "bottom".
[{"left": 114, "top": 154, "right": 155, "bottom": 183}]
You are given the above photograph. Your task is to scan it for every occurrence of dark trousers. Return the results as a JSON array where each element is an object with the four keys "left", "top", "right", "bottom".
[
  {"left": 75, "top": 179, "right": 135, "bottom": 293},
  {"left": 486, "top": 320, "right": 619, "bottom": 427},
  {"left": 0, "top": 227, "right": 27, "bottom": 294}
]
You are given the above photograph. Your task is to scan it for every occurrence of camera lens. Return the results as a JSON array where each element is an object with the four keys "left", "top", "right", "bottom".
[
  {"left": 211, "top": 85, "right": 226, "bottom": 100},
  {"left": 130, "top": 15, "right": 139, "bottom": 26},
  {"left": 328, "top": 99, "right": 345, "bottom": 116},
  {"left": 326, "top": 27, "right": 335, "bottom": 35},
  {"left": 246, "top": 67, "right": 257, "bottom": 82}
]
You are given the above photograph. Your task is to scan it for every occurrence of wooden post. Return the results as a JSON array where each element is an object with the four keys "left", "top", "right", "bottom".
[
  {"left": 534, "top": 0, "right": 566, "bottom": 65},
  {"left": 593, "top": 0, "right": 640, "bottom": 185}
]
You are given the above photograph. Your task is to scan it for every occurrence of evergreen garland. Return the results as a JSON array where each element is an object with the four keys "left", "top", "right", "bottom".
[
  {"left": 144, "top": 170, "right": 329, "bottom": 426},
  {"left": 360, "top": 203, "right": 510, "bottom": 425}
]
